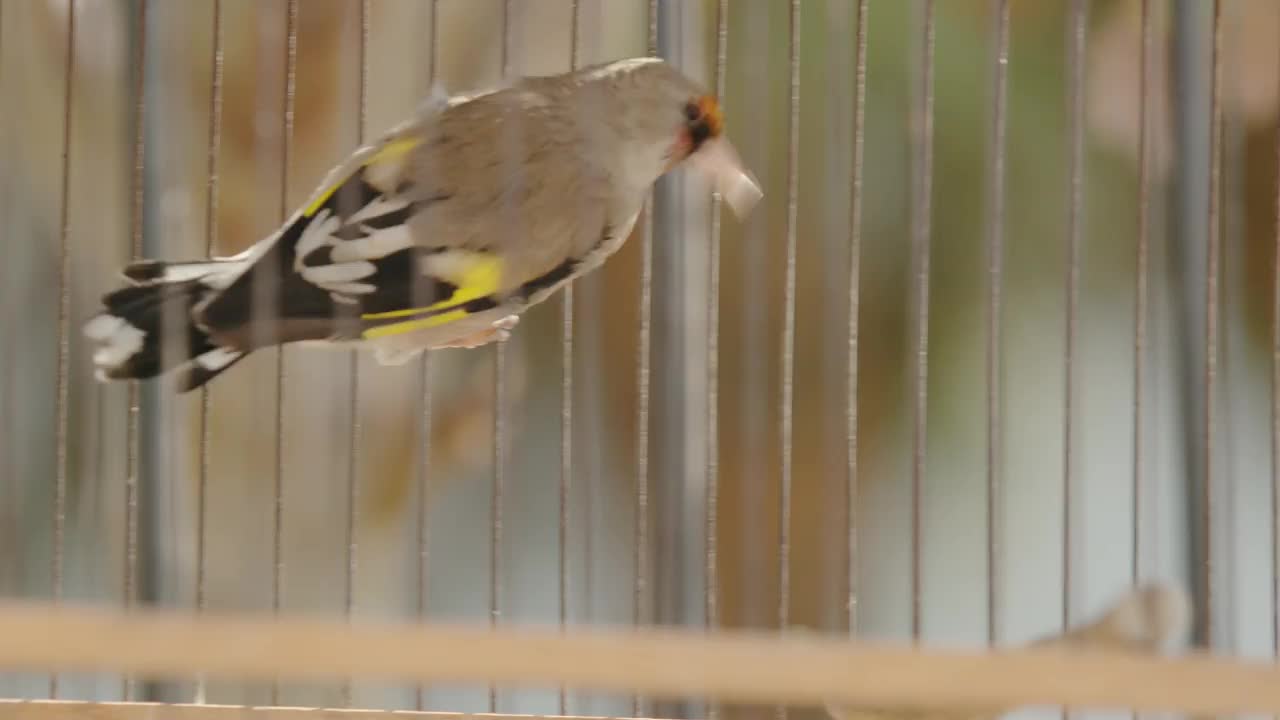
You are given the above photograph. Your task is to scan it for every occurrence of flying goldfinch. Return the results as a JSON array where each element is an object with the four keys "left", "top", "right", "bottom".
[{"left": 83, "top": 57, "right": 762, "bottom": 392}]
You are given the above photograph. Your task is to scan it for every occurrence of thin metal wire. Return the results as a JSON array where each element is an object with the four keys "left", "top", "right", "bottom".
[
  {"left": 778, "top": 2, "right": 801, "bottom": 717},
  {"left": 1166, "top": 0, "right": 1208, "bottom": 651},
  {"left": 1063, "top": 0, "right": 1086, "bottom": 644},
  {"left": 1221, "top": 89, "right": 1240, "bottom": 660},
  {"left": 984, "top": 0, "right": 1009, "bottom": 649},
  {"left": 1202, "top": 0, "right": 1223, "bottom": 650},
  {"left": 633, "top": 1, "right": 658, "bottom": 716},
  {"left": 846, "top": 0, "right": 869, "bottom": 642},
  {"left": 194, "top": 0, "right": 224, "bottom": 704},
  {"left": 1274, "top": 0, "right": 1280, "bottom": 664},
  {"left": 270, "top": 0, "right": 299, "bottom": 706},
  {"left": 908, "top": 0, "right": 936, "bottom": 642},
  {"left": 49, "top": 0, "right": 77, "bottom": 700},
  {"left": 120, "top": 0, "right": 148, "bottom": 703},
  {"left": 1134, "top": 0, "right": 1154, "bottom": 589},
  {"left": 416, "top": 1, "right": 438, "bottom": 714},
  {"left": 491, "top": 2, "right": 514, "bottom": 713},
  {"left": 706, "top": 0, "right": 730, "bottom": 695},
  {"left": 340, "top": 1, "right": 370, "bottom": 709},
  {"left": 560, "top": 1, "right": 580, "bottom": 714},
  {"left": 415, "top": 345, "right": 434, "bottom": 713},
  {"left": 1274, "top": 0, "right": 1280, "bottom": 676},
  {"left": 0, "top": 0, "right": 8, "bottom": 626},
  {"left": 491, "top": 334, "right": 505, "bottom": 712}
]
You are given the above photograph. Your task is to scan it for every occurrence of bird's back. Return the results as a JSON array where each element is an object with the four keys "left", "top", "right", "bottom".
[{"left": 401, "top": 77, "right": 619, "bottom": 290}]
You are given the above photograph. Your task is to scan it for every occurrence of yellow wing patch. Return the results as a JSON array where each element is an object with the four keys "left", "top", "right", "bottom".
[
  {"left": 360, "top": 253, "right": 505, "bottom": 340},
  {"left": 302, "top": 136, "right": 425, "bottom": 217},
  {"left": 369, "top": 136, "right": 427, "bottom": 166},
  {"left": 361, "top": 308, "right": 471, "bottom": 340}
]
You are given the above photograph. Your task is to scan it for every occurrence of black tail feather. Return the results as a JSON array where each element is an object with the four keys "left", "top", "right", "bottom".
[
  {"left": 84, "top": 277, "right": 247, "bottom": 392},
  {"left": 173, "top": 347, "right": 249, "bottom": 393}
]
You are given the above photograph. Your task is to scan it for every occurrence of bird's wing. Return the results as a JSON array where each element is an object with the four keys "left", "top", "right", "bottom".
[
  {"left": 182, "top": 77, "right": 622, "bottom": 349},
  {"left": 186, "top": 100, "right": 517, "bottom": 350}
]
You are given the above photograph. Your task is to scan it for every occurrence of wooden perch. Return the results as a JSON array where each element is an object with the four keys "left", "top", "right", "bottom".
[{"left": 0, "top": 598, "right": 1274, "bottom": 716}]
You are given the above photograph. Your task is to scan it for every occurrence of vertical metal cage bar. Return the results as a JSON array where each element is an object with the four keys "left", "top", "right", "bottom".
[
  {"left": 271, "top": 0, "right": 300, "bottom": 706},
  {"left": 491, "top": 336, "right": 505, "bottom": 710},
  {"left": 194, "top": 0, "right": 225, "bottom": 704},
  {"left": 777, "top": 2, "right": 801, "bottom": 716},
  {"left": 633, "top": 1, "right": 659, "bottom": 717},
  {"left": 1274, "top": 0, "right": 1280, "bottom": 673},
  {"left": 49, "top": 0, "right": 77, "bottom": 700},
  {"left": 415, "top": 336, "right": 434, "bottom": 720},
  {"left": 491, "top": 1, "right": 514, "bottom": 713},
  {"left": 706, "top": 1, "right": 729, "bottom": 717},
  {"left": 416, "top": 1, "right": 438, "bottom": 714},
  {"left": 1273, "top": 0, "right": 1280, "bottom": 662},
  {"left": 0, "top": 0, "right": 4, "bottom": 573},
  {"left": 1267, "top": 0, "right": 1280, "bottom": 682},
  {"left": 123, "top": 0, "right": 150, "bottom": 701},
  {"left": 560, "top": 2, "right": 581, "bottom": 713},
  {"left": 1202, "top": 0, "right": 1223, "bottom": 650},
  {"left": 576, "top": 0, "right": 596, "bottom": 692},
  {"left": 1062, "top": 0, "right": 1087, "bottom": 641},
  {"left": 846, "top": 0, "right": 869, "bottom": 643},
  {"left": 1168, "top": 0, "right": 1208, "bottom": 651},
  {"left": 1134, "top": 0, "right": 1153, "bottom": 589},
  {"left": 984, "top": 0, "right": 1010, "bottom": 649},
  {"left": 341, "top": 0, "right": 371, "bottom": 707},
  {"left": 908, "top": 0, "right": 936, "bottom": 642},
  {"left": 0, "top": 0, "right": 7, "bottom": 656}
]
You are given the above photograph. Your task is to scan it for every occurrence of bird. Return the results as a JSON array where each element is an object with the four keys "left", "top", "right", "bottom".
[
  {"left": 822, "top": 583, "right": 1191, "bottom": 720},
  {"left": 82, "top": 56, "right": 763, "bottom": 392}
]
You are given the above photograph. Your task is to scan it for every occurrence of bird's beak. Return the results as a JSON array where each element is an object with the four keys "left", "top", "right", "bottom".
[{"left": 687, "top": 136, "right": 763, "bottom": 220}]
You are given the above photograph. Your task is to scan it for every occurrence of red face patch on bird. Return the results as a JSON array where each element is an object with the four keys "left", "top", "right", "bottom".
[
  {"left": 683, "top": 95, "right": 724, "bottom": 152},
  {"left": 698, "top": 95, "right": 724, "bottom": 136}
]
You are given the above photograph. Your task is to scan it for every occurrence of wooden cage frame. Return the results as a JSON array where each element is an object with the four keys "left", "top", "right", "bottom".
[{"left": 1, "top": 602, "right": 1279, "bottom": 719}]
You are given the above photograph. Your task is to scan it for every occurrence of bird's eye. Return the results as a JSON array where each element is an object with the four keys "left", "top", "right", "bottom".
[{"left": 683, "top": 101, "right": 701, "bottom": 122}]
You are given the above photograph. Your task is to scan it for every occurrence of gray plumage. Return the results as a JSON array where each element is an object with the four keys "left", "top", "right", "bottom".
[{"left": 83, "top": 57, "right": 761, "bottom": 392}]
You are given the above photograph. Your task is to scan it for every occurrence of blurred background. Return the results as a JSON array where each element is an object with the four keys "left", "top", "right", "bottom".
[{"left": 1, "top": 1, "right": 1278, "bottom": 719}]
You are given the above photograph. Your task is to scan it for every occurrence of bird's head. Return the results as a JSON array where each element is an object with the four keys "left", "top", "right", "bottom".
[
  {"left": 590, "top": 58, "right": 763, "bottom": 219},
  {"left": 670, "top": 94, "right": 725, "bottom": 169}
]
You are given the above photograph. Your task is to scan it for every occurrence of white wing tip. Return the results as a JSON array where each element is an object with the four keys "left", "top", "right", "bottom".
[
  {"left": 82, "top": 313, "right": 124, "bottom": 341},
  {"left": 84, "top": 313, "right": 148, "bottom": 374}
]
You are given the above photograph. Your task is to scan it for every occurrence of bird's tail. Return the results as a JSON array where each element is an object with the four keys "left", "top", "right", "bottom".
[{"left": 83, "top": 257, "right": 251, "bottom": 393}]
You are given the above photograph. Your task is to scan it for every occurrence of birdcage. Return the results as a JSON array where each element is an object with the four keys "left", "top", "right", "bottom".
[{"left": 1, "top": 2, "right": 1278, "bottom": 720}]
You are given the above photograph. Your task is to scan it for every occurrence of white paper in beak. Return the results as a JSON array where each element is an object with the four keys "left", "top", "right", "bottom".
[{"left": 688, "top": 136, "right": 763, "bottom": 219}]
